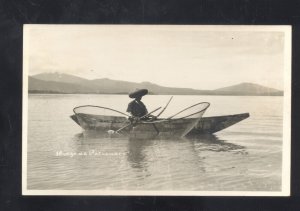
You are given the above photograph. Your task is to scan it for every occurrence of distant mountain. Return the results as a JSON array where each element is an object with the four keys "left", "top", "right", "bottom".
[
  {"left": 28, "top": 73, "right": 283, "bottom": 96},
  {"left": 28, "top": 73, "right": 211, "bottom": 95},
  {"left": 28, "top": 76, "right": 95, "bottom": 94},
  {"left": 33, "top": 72, "right": 89, "bottom": 84},
  {"left": 214, "top": 83, "right": 283, "bottom": 96}
]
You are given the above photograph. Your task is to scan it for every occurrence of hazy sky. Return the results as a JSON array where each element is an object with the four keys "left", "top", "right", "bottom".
[{"left": 25, "top": 25, "right": 289, "bottom": 90}]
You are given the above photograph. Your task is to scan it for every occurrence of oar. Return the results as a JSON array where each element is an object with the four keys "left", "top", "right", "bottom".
[
  {"left": 114, "top": 123, "right": 132, "bottom": 134},
  {"left": 155, "top": 96, "right": 173, "bottom": 118},
  {"left": 110, "top": 106, "right": 162, "bottom": 134},
  {"left": 140, "top": 106, "right": 162, "bottom": 119}
]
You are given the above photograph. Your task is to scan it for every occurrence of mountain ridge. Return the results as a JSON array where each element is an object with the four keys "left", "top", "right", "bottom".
[
  {"left": 28, "top": 73, "right": 283, "bottom": 96},
  {"left": 214, "top": 82, "right": 282, "bottom": 95}
]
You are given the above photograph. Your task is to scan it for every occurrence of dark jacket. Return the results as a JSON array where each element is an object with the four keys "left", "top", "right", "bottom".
[{"left": 126, "top": 100, "right": 148, "bottom": 117}]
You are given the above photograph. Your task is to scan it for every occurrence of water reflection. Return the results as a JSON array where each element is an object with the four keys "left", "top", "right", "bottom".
[
  {"left": 71, "top": 131, "right": 247, "bottom": 185},
  {"left": 127, "top": 138, "right": 152, "bottom": 170},
  {"left": 126, "top": 138, "right": 154, "bottom": 182},
  {"left": 73, "top": 131, "right": 247, "bottom": 155},
  {"left": 186, "top": 134, "right": 247, "bottom": 153}
]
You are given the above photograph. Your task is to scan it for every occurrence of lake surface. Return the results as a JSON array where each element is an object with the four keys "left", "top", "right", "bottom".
[{"left": 26, "top": 94, "right": 283, "bottom": 192}]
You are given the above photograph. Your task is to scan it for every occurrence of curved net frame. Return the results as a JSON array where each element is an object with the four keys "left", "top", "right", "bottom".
[
  {"left": 73, "top": 102, "right": 210, "bottom": 120},
  {"left": 167, "top": 102, "right": 210, "bottom": 119},
  {"left": 73, "top": 105, "right": 129, "bottom": 117}
]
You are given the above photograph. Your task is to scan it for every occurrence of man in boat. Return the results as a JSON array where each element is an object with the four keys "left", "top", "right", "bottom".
[{"left": 127, "top": 89, "right": 149, "bottom": 118}]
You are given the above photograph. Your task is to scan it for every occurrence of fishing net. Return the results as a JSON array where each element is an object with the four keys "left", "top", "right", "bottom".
[
  {"left": 73, "top": 102, "right": 210, "bottom": 120},
  {"left": 167, "top": 102, "right": 210, "bottom": 119},
  {"left": 73, "top": 105, "right": 129, "bottom": 117}
]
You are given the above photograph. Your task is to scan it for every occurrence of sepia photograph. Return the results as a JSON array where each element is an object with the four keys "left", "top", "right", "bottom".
[{"left": 22, "top": 25, "right": 291, "bottom": 196}]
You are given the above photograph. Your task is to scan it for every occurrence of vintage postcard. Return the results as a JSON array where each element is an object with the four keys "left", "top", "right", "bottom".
[{"left": 22, "top": 25, "right": 291, "bottom": 196}]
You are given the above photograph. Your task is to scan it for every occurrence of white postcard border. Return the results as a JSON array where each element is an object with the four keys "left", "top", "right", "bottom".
[{"left": 22, "top": 25, "right": 291, "bottom": 196}]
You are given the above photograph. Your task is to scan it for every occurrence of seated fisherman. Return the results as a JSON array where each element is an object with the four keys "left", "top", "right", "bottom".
[{"left": 127, "top": 89, "right": 149, "bottom": 118}]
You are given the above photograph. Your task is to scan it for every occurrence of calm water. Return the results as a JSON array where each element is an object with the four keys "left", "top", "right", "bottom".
[{"left": 27, "top": 94, "right": 283, "bottom": 191}]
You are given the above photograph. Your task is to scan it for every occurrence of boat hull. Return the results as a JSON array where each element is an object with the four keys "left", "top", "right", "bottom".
[
  {"left": 189, "top": 113, "right": 250, "bottom": 135},
  {"left": 71, "top": 112, "right": 249, "bottom": 136},
  {"left": 72, "top": 113, "right": 201, "bottom": 138}
]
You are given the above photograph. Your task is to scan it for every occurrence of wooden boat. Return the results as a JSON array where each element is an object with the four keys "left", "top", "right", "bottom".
[
  {"left": 71, "top": 112, "right": 249, "bottom": 136},
  {"left": 70, "top": 102, "right": 210, "bottom": 138},
  {"left": 70, "top": 103, "right": 249, "bottom": 137}
]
